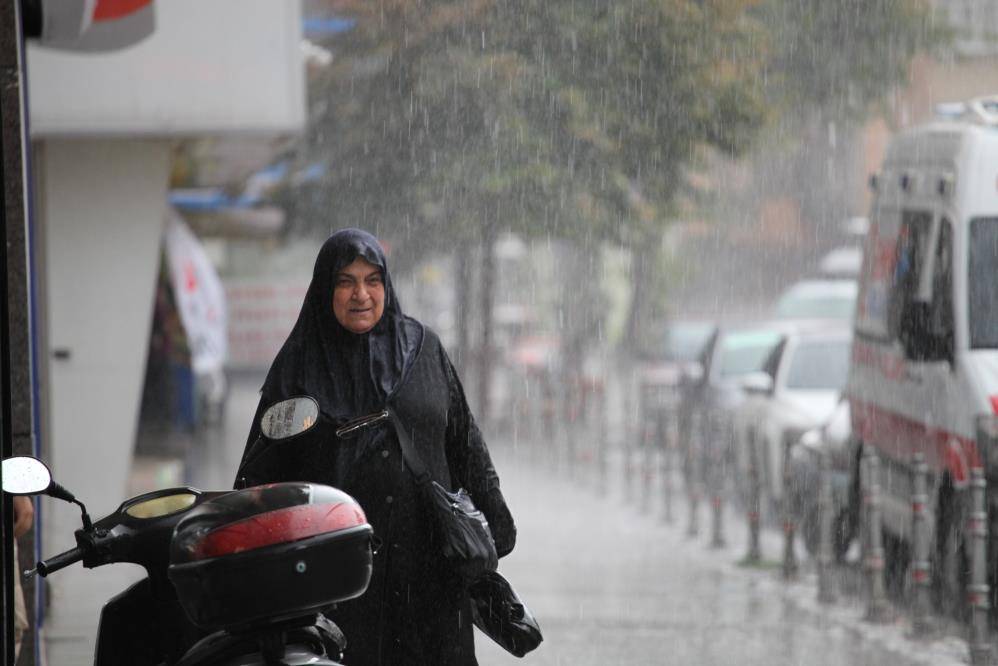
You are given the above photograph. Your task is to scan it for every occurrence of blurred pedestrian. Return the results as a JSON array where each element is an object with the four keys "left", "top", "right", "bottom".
[{"left": 236, "top": 228, "right": 516, "bottom": 666}]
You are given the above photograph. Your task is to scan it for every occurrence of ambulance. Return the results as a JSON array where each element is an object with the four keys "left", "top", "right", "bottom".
[{"left": 845, "top": 96, "right": 998, "bottom": 612}]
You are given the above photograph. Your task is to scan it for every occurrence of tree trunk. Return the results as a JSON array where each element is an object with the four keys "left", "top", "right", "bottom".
[
  {"left": 477, "top": 226, "right": 497, "bottom": 427},
  {"left": 454, "top": 239, "right": 473, "bottom": 380},
  {"left": 623, "top": 241, "right": 654, "bottom": 360}
]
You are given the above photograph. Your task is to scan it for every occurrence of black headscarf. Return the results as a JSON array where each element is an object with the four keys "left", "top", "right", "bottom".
[{"left": 259, "top": 228, "right": 422, "bottom": 422}]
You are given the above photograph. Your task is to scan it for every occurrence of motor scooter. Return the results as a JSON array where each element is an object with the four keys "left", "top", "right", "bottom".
[{"left": 3, "top": 397, "right": 374, "bottom": 666}]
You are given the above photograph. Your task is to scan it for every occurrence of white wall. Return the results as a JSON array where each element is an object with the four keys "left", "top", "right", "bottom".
[
  {"left": 26, "top": 0, "right": 304, "bottom": 137},
  {"left": 39, "top": 139, "right": 170, "bottom": 518}
]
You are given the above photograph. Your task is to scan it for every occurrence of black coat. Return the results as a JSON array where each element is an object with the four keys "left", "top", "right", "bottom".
[{"left": 237, "top": 328, "right": 515, "bottom": 666}]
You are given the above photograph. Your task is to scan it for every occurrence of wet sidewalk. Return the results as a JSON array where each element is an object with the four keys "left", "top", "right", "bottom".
[{"left": 37, "top": 374, "right": 972, "bottom": 665}]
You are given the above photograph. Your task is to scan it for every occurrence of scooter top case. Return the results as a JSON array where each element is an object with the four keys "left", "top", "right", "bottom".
[{"left": 169, "top": 482, "right": 374, "bottom": 631}]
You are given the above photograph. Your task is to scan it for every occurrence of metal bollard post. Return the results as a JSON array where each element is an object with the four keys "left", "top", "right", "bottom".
[
  {"left": 909, "top": 453, "right": 934, "bottom": 637},
  {"left": 863, "top": 449, "right": 892, "bottom": 623},
  {"left": 542, "top": 385, "right": 555, "bottom": 469},
  {"left": 782, "top": 438, "right": 799, "bottom": 580},
  {"left": 816, "top": 447, "right": 836, "bottom": 603},
  {"left": 744, "top": 434, "right": 762, "bottom": 563},
  {"left": 623, "top": 438, "right": 635, "bottom": 503},
  {"left": 564, "top": 399, "right": 576, "bottom": 481},
  {"left": 597, "top": 383, "right": 608, "bottom": 495},
  {"left": 968, "top": 467, "right": 992, "bottom": 665},
  {"left": 622, "top": 377, "right": 635, "bottom": 502},
  {"left": 642, "top": 421, "right": 655, "bottom": 512},
  {"left": 686, "top": 418, "right": 701, "bottom": 538},
  {"left": 710, "top": 434, "right": 726, "bottom": 548},
  {"left": 662, "top": 414, "right": 675, "bottom": 524},
  {"left": 711, "top": 493, "right": 726, "bottom": 548}
]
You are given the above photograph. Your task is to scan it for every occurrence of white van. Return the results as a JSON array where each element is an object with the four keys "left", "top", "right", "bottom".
[{"left": 846, "top": 97, "right": 998, "bottom": 612}]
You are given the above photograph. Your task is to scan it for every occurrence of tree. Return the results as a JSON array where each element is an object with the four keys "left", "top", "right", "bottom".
[
  {"left": 753, "top": 0, "right": 941, "bottom": 231},
  {"left": 283, "top": 1, "right": 773, "bottom": 416}
]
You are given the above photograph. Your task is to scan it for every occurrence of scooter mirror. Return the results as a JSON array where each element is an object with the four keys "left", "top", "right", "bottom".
[
  {"left": 260, "top": 396, "right": 320, "bottom": 441},
  {"left": 2, "top": 456, "right": 52, "bottom": 495}
]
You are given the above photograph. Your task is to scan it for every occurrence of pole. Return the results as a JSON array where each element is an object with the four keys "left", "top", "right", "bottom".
[
  {"left": 641, "top": 415, "right": 655, "bottom": 513},
  {"left": 967, "top": 467, "right": 991, "bottom": 665},
  {"left": 709, "top": 426, "right": 725, "bottom": 549},
  {"left": 781, "top": 438, "right": 799, "bottom": 580},
  {"left": 661, "top": 410, "right": 674, "bottom": 524},
  {"left": 816, "top": 447, "right": 836, "bottom": 603},
  {"left": 596, "top": 379, "right": 608, "bottom": 495},
  {"left": 622, "top": 372, "right": 635, "bottom": 504},
  {"left": 1, "top": 2, "right": 36, "bottom": 663},
  {"left": 909, "top": 453, "right": 934, "bottom": 637},
  {"left": 744, "top": 433, "right": 762, "bottom": 563},
  {"left": 686, "top": 411, "right": 701, "bottom": 538},
  {"left": 862, "top": 449, "right": 891, "bottom": 623}
]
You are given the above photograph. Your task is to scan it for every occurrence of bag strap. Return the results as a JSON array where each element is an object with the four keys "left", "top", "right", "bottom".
[{"left": 388, "top": 408, "right": 433, "bottom": 486}]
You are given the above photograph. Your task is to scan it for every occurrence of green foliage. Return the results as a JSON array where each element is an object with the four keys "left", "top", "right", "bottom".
[
  {"left": 759, "top": 0, "right": 943, "bottom": 122},
  {"left": 291, "top": 0, "right": 769, "bottom": 257}
]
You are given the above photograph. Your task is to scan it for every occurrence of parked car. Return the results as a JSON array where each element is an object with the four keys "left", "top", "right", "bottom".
[
  {"left": 731, "top": 325, "right": 852, "bottom": 514},
  {"left": 787, "top": 398, "right": 857, "bottom": 559},
  {"left": 638, "top": 320, "right": 716, "bottom": 447},
  {"left": 774, "top": 278, "right": 858, "bottom": 321},
  {"left": 679, "top": 323, "right": 791, "bottom": 492}
]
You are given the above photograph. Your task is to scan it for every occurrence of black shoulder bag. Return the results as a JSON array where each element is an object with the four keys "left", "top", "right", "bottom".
[{"left": 388, "top": 410, "right": 498, "bottom": 584}]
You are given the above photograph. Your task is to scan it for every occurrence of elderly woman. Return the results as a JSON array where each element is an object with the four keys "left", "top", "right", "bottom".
[{"left": 236, "top": 228, "right": 515, "bottom": 666}]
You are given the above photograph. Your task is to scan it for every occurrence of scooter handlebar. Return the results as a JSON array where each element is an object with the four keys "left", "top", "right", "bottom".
[{"left": 31, "top": 545, "right": 85, "bottom": 578}]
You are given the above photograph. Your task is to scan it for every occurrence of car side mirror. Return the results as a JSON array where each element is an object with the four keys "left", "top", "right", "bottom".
[
  {"left": 740, "top": 371, "right": 774, "bottom": 395},
  {"left": 682, "top": 361, "right": 704, "bottom": 384}
]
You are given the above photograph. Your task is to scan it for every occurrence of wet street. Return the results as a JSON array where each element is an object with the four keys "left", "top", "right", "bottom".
[
  {"left": 472, "top": 450, "right": 968, "bottom": 666},
  {"left": 41, "top": 374, "right": 970, "bottom": 665}
]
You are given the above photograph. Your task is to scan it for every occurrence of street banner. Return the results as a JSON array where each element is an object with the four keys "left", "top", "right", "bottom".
[{"left": 164, "top": 212, "right": 227, "bottom": 373}]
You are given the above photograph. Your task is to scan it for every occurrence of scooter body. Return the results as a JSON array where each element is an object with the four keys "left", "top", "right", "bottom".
[{"left": 3, "top": 458, "right": 362, "bottom": 666}]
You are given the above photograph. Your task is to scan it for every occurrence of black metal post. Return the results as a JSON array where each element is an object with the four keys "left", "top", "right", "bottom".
[{"left": 1, "top": 2, "right": 36, "bottom": 664}]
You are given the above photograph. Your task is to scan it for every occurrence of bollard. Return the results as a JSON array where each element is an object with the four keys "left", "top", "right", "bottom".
[
  {"left": 862, "top": 449, "right": 892, "bottom": 623},
  {"left": 782, "top": 438, "right": 799, "bottom": 580},
  {"left": 744, "top": 433, "right": 762, "bottom": 563},
  {"left": 909, "top": 453, "right": 934, "bottom": 637},
  {"left": 542, "top": 378, "right": 555, "bottom": 469},
  {"left": 711, "top": 493, "right": 726, "bottom": 548},
  {"left": 597, "top": 382, "right": 608, "bottom": 495},
  {"left": 709, "top": 429, "right": 726, "bottom": 548},
  {"left": 622, "top": 376, "right": 636, "bottom": 502},
  {"left": 968, "top": 467, "right": 991, "bottom": 665},
  {"left": 642, "top": 419, "right": 656, "bottom": 512},
  {"left": 661, "top": 413, "right": 675, "bottom": 524},
  {"left": 623, "top": 439, "right": 635, "bottom": 503},
  {"left": 816, "top": 447, "right": 836, "bottom": 604},
  {"left": 686, "top": 415, "right": 701, "bottom": 538},
  {"left": 687, "top": 485, "right": 701, "bottom": 538}
]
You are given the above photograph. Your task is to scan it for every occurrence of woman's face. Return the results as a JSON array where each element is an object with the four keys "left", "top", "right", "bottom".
[{"left": 332, "top": 257, "right": 386, "bottom": 334}]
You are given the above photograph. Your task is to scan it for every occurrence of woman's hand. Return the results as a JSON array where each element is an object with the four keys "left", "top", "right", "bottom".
[{"left": 13, "top": 496, "right": 33, "bottom": 538}]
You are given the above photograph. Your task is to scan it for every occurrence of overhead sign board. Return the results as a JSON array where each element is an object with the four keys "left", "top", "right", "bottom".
[{"left": 27, "top": 0, "right": 304, "bottom": 137}]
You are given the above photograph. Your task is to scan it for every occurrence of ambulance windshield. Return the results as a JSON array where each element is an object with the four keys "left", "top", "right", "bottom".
[{"left": 969, "top": 218, "right": 998, "bottom": 348}]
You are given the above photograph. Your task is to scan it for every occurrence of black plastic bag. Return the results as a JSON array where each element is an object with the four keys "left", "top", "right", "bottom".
[{"left": 469, "top": 571, "right": 543, "bottom": 658}]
